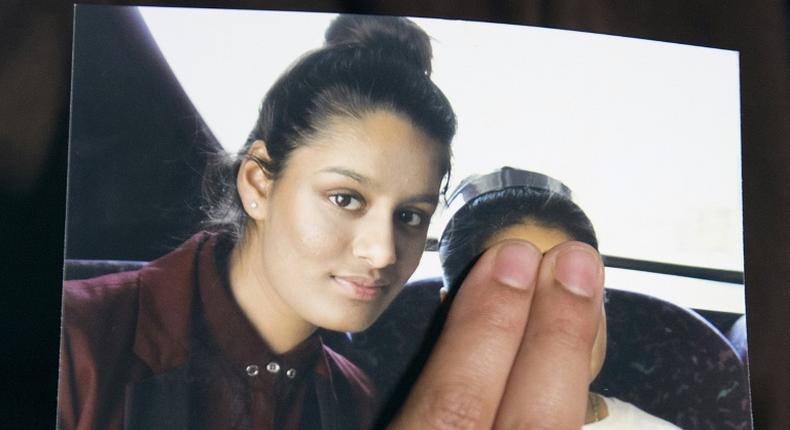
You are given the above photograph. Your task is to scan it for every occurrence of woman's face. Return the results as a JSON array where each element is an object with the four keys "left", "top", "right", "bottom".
[
  {"left": 484, "top": 220, "right": 608, "bottom": 383},
  {"left": 247, "top": 110, "right": 444, "bottom": 333}
]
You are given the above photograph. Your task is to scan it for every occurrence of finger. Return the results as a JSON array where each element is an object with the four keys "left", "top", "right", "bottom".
[
  {"left": 390, "top": 240, "right": 542, "bottom": 430},
  {"left": 494, "top": 241, "right": 605, "bottom": 429}
]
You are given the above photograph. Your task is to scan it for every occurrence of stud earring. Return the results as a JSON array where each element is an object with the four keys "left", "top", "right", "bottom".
[{"left": 250, "top": 201, "right": 258, "bottom": 209}]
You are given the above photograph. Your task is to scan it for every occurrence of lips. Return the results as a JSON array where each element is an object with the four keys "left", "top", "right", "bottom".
[{"left": 332, "top": 275, "right": 388, "bottom": 301}]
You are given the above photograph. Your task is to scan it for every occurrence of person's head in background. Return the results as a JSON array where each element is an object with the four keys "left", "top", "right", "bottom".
[{"left": 439, "top": 167, "right": 606, "bottom": 383}]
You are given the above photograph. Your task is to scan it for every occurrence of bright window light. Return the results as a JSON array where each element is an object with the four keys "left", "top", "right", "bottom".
[{"left": 140, "top": 7, "right": 743, "bottom": 312}]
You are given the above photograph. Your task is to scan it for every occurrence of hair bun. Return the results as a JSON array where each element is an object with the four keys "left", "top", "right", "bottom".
[{"left": 325, "top": 15, "right": 434, "bottom": 75}]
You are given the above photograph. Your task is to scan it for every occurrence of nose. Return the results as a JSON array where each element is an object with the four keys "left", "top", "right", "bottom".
[{"left": 352, "top": 211, "right": 398, "bottom": 269}]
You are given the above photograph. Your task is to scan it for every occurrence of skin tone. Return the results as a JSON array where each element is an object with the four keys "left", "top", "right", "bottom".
[
  {"left": 233, "top": 109, "right": 606, "bottom": 428},
  {"left": 232, "top": 109, "right": 444, "bottom": 353},
  {"left": 485, "top": 221, "right": 609, "bottom": 424}
]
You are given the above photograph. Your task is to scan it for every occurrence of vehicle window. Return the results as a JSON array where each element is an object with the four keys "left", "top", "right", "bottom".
[{"left": 141, "top": 9, "right": 743, "bottom": 313}]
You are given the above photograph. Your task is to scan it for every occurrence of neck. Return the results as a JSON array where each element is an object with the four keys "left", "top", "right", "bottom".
[{"left": 228, "top": 235, "right": 317, "bottom": 354}]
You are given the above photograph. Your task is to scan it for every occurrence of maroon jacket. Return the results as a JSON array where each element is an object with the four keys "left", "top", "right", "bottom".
[{"left": 58, "top": 233, "right": 375, "bottom": 430}]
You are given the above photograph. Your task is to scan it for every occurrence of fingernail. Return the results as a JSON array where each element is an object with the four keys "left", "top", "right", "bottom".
[
  {"left": 554, "top": 247, "right": 602, "bottom": 298},
  {"left": 493, "top": 242, "right": 540, "bottom": 290}
]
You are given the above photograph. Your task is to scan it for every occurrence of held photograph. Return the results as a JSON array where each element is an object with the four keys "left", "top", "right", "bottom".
[{"left": 59, "top": 5, "right": 749, "bottom": 429}]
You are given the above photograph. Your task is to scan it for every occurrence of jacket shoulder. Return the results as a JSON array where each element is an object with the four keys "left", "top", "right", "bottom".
[
  {"left": 59, "top": 271, "right": 147, "bottom": 430},
  {"left": 63, "top": 270, "right": 142, "bottom": 326}
]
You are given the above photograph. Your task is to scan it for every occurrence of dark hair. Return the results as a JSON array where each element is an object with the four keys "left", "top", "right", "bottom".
[
  {"left": 202, "top": 15, "right": 457, "bottom": 240},
  {"left": 439, "top": 186, "right": 598, "bottom": 292}
]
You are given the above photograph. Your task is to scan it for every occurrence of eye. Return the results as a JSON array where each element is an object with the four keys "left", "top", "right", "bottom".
[
  {"left": 329, "top": 193, "right": 363, "bottom": 210},
  {"left": 397, "top": 210, "right": 425, "bottom": 228}
]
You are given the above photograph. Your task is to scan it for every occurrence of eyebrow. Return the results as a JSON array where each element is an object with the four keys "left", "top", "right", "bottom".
[
  {"left": 320, "top": 167, "right": 371, "bottom": 185},
  {"left": 319, "top": 167, "right": 439, "bottom": 206},
  {"left": 408, "top": 193, "right": 440, "bottom": 206}
]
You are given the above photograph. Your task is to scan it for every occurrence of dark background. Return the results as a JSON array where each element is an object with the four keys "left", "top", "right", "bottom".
[{"left": 1, "top": 1, "right": 787, "bottom": 428}]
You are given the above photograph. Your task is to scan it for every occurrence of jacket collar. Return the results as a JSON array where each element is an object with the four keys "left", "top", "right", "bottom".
[
  {"left": 127, "top": 232, "right": 358, "bottom": 430},
  {"left": 132, "top": 232, "right": 212, "bottom": 373}
]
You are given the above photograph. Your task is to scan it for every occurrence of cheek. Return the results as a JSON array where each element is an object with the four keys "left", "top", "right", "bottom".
[
  {"left": 292, "top": 213, "right": 333, "bottom": 260},
  {"left": 395, "top": 232, "right": 429, "bottom": 276},
  {"left": 268, "top": 187, "right": 348, "bottom": 263}
]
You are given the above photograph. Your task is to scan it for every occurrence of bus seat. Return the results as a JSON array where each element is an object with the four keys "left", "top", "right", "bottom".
[
  {"left": 63, "top": 259, "right": 147, "bottom": 281},
  {"left": 727, "top": 314, "right": 748, "bottom": 363},
  {"left": 592, "top": 288, "right": 751, "bottom": 429},
  {"left": 61, "top": 262, "right": 752, "bottom": 429}
]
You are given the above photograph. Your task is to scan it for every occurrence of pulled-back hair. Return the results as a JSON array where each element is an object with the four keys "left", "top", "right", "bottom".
[
  {"left": 439, "top": 184, "right": 598, "bottom": 292},
  {"left": 203, "top": 15, "right": 457, "bottom": 240}
]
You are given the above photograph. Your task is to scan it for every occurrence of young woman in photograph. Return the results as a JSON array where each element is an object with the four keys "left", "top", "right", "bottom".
[
  {"left": 439, "top": 167, "right": 680, "bottom": 429},
  {"left": 59, "top": 14, "right": 455, "bottom": 430}
]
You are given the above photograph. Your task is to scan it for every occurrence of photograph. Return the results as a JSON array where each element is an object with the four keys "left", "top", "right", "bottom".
[{"left": 59, "top": 5, "right": 750, "bottom": 429}]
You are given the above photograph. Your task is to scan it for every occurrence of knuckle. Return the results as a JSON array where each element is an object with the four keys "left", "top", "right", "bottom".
[
  {"left": 528, "top": 316, "right": 591, "bottom": 352},
  {"left": 467, "top": 290, "right": 527, "bottom": 333},
  {"left": 420, "top": 383, "right": 489, "bottom": 430},
  {"left": 479, "top": 306, "right": 523, "bottom": 334}
]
